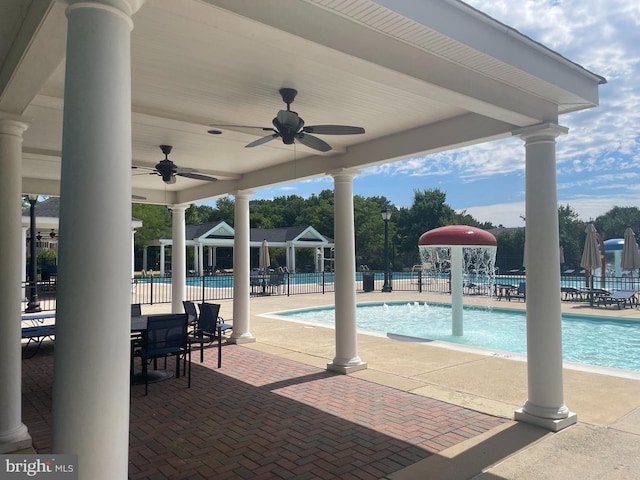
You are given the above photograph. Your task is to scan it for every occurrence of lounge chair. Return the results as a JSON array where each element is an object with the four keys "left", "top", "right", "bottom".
[
  {"left": 507, "top": 282, "right": 526, "bottom": 302},
  {"left": 561, "top": 287, "right": 583, "bottom": 301},
  {"left": 595, "top": 290, "right": 637, "bottom": 309}
]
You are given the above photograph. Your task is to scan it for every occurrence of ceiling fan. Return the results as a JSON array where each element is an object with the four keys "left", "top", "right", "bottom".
[
  {"left": 208, "top": 88, "right": 365, "bottom": 152},
  {"left": 132, "top": 145, "right": 218, "bottom": 184}
]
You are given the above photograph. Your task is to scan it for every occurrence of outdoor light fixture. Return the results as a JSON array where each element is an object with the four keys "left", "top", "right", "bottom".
[
  {"left": 381, "top": 208, "right": 393, "bottom": 292},
  {"left": 25, "top": 194, "right": 41, "bottom": 312}
]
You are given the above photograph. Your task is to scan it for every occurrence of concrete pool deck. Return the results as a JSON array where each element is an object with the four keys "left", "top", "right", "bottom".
[{"left": 207, "top": 290, "right": 640, "bottom": 479}]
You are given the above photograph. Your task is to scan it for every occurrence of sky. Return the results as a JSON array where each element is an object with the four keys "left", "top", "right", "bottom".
[{"left": 209, "top": 1, "right": 640, "bottom": 228}]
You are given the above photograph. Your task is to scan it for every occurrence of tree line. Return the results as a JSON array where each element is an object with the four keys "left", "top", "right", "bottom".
[{"left": 131, "top": 190, "right": 640, "bottom": 273}]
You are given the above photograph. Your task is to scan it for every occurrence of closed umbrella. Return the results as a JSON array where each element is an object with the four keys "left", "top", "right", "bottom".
[
  {"left": 580, "top": 223, "right": 601, "bottom": 304},
  {"left": 259, "top": 239, "right": 270, "bottom": 273},
  {"left": 621, "top": 227, "right": 640, "bottom": 275}
]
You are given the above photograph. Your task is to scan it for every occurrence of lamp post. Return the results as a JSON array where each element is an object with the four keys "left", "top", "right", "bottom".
[
  {"left": 25, "top": 194, "right": 41, "bottom": 312},
  {"left": 381, "top": 208, "right": 393, "bottom": 292}
]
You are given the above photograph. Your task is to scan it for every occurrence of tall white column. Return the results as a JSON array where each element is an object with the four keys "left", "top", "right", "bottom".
[
  {"left": 21, "top": 226, "right": 28, "bottom": 301},
  {"left": 131, "top": 228, "right": 136, "bottom": 278},
  {"left": 328, "top": 170, "right": 367, "bottom": 373},
  {"left": 198, "top": 244, "right": 204, "bottom": 275},
  {"left": 142, "top": 245, "right": 148, "bottom": 272},
  {"left": 290, "top": 245, "right": 296, "bottom": 273},
  {"left": 0, "top": 115, "right": 32, "bottom": 453},
  {"left": 171, "top": 205, "right": 187, "bottom": 313},
  {"left": 52, "top": 1, "right": 143, "bottom": 477},
  {"left": 160, "top": 244, "right": 165, "bottom": 277},
  {"left": 230, "top": 191, "right": 255, "bottom": 344},
  {"left": 514, "top": 123, "right": 576, "bottom": 431}
]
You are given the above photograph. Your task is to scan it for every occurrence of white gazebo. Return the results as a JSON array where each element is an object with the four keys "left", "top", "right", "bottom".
[
  {"left": 0, "top": 0, "right": 603, "bottom": 475},
  {"left": 155, "top": 222, "right": 334, "bottom": 275}
]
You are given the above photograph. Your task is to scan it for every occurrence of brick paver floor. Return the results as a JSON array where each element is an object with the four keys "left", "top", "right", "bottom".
[{"left": 22, "top": 341, "right": 505, "bottom": 479}]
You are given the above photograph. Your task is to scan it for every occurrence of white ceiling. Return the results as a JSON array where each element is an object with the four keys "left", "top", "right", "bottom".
[{"left": 1, "top": 0, "right": 604, "bottom": 206}]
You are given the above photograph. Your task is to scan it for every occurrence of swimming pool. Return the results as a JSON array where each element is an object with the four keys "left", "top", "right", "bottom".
[{"left": 276, "top": 302, "right": 640, "bottom": 374}]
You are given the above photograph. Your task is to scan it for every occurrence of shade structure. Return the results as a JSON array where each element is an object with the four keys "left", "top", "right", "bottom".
[
  {"left": 418, "top": 225, "right": 497, "bottom": 246},
  {"left": 621, "top": 227, "right": 640, "bottom": 273},
  {"left": 259, "top": 239, "right": 270, "bottom": 273},
  {"left": 580, "top": 224, "right": 601, "bottom": 271}
]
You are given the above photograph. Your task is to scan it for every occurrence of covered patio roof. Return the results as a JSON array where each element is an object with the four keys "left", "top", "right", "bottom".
[{"left": 2, "top": 0, "right": 604, "bottom": 203}]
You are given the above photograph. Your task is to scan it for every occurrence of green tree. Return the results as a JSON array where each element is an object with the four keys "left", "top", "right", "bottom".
[
  {"left": 558, "top": 204, "right": 585, "bottom": 269},
  {"left": 594, "top": 206, "right": 640, "bottom": 240}
]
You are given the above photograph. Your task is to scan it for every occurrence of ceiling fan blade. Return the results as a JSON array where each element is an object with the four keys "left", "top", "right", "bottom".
[
  {"left": 246, "top": 134, "right": 279, "bottom": 148},
  {"left": 303, "top": 125, "right": 365, "bottom": 135},
  {"left": 296, "top": 133, "right": 332, "bottom": 152},
  {"left": 209, "top": 124, "right": 274, "bottom": 131},
  {"left": 132, "top": 194, "right": 147, "bottom": 200},
  {"left": 178, "top": 172, "right": 218, "bottom": 182}
]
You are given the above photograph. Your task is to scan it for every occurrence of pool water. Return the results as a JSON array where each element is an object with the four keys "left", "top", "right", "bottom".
[{"left": 277, "top": 302, "right": 640, "bottom": 373}]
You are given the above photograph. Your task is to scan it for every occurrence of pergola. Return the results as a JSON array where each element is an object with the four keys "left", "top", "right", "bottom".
[{"left": 0, "top": 0, "right": 604, "bottom": 476}]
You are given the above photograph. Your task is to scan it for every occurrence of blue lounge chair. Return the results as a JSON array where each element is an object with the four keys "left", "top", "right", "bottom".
[{"left": 595, "top": 290, "right": 637, "bottom": 309}]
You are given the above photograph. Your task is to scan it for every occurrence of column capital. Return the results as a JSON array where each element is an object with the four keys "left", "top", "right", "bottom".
[
  {"left": 328, "top": 168, "right": 360, "bottom": 181},
  {"left": 0, "top": 113, "right": 29, "bottom": 136},
  {"left": 232, "top": 190, "right": 255, "bottom": 200},
  {"left": 66, "top": 0, "right": 147, "bottom": 29},
  {"left": 513, "top": 122, "right": 568, "bottom": 141},
  {"left": 167, "top": 204, "right": 188, "bottom": 213},
  {"left": 66, "top": 0, "right": 146, "bottom": 15}
]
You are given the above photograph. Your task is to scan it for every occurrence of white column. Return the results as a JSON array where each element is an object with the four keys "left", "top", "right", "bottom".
[
  {"left": 52, "top": 2, "right": 143, "bottom": 477},
  {"left": 514, "top": 123, "right": 576, "bottom": 431},
  {"left": 209, "top": 246, "right": 214, "bottom": 269},
  {"left": 131, "top": 228, "right": 136, "bottom": 279},
  {"left": 142, "top": 245, "right": 148, "bottom": 273},
  {"left": 328, "top": 170, "right": 367, "bottom": 373},
  {"left": 0, "top": 115, "right": 32, "bottom": 453},
  {"left": 198, "top": 244, "right": 204, "bottom": 275},
  {"left": 171, "top": 205, "right": 187, "bottom": 313},
  {"left": 160, "top": 244, "right": 165, "bottom": 277},
  {"left": 290, "top": 245, "right": 296, "bottom": 272},
  {"left": 230, "top": 191, "right": 256, "bottom": 344},
  {"left": 285, "top": 245, "right": 292, "bottom": 272},
  {"left": 21, "top": 226, "right": 28, "bottom": 300},
  {"left": 450, "top": 246, "right": 463, "bottom": 336}
]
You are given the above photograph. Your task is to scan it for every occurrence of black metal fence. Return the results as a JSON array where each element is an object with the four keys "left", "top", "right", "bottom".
[{"left": 23, "top": 270, "right": 640, "bottom": 313}]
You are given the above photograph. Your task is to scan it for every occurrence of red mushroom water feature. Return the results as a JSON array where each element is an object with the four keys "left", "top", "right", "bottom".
[{"left": 418, "top": 226, "right": 497, "bottom": 336}]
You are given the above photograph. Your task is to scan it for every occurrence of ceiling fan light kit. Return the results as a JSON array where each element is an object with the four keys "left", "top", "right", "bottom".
[{"left": 209, "top": 88, "right": 365, "bottom": 152}]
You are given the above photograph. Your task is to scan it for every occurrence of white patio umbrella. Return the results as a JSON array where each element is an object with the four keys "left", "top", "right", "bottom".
[
  {"left": 580, "top": 223, "right": 601, "bottom": 303},
  {"left": 621, "top": 227, "right": 640, "bottom": 275},
  {"left": 259, "top": 239, "right": 270, "bottom": 273}
]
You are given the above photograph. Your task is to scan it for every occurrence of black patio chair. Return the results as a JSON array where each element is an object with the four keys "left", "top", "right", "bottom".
[
  {"left": 182, "top": 300, "right": 199, "bottom": 331},
  {"left": 133, "top": 313, "right": 190, "bottom": 395},
  {"left": 190, "top": 303, "right": 232, "bottom": 367}
]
